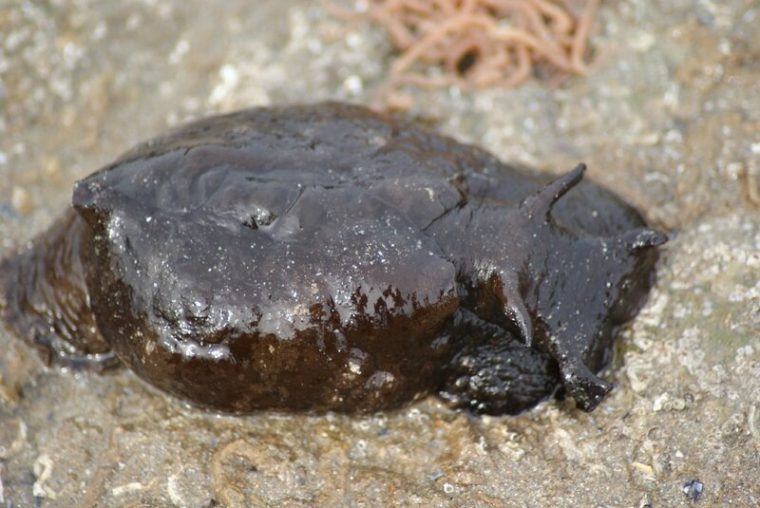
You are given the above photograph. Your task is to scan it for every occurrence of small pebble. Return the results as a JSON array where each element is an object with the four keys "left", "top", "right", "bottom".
[
  {"left": 11, "top": 186, "right": 32, "bottom": 215},
  {"left": 43, "top": 156, "right": 61, "bottom": 176},
  {"left": 683, "top": 479, "right": 704, "bottom": 501}
]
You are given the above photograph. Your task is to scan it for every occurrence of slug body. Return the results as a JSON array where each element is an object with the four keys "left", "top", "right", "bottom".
[{"left": 0, "top": 103, "right": 665, "bottom": 414}]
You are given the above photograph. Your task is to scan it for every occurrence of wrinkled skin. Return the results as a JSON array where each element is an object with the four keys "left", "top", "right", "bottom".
[{"left": 0, "top": 103, "right": 665, "bottom": 414}]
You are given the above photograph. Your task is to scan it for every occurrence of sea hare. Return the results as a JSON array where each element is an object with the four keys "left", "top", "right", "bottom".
[{"left": 0, "top": 102, "right": 665, "bottom": 414}]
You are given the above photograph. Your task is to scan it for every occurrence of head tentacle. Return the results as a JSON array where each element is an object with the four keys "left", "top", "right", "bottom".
[
  {"left": 521, "top": 163, "right": 586, "bottom": 220},
  {"left": 502, "top": 288, "right": 533, "bottom": 347},
  {"left": 617, "top": 227, "right": 668, "bottom": 252}
]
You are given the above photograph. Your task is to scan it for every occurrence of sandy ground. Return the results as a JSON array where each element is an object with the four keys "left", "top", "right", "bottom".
[{"left": 0, "top": 0, "right": 758, "bottom": 506}]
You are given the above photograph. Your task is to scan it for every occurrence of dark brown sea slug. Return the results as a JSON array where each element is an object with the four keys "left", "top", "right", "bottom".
[{"left": 0, "top": 102, "right": 665, "bottom": 415}]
